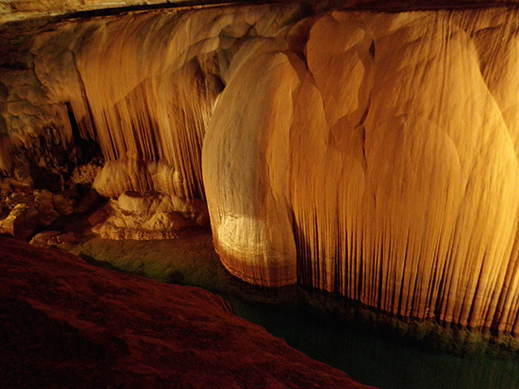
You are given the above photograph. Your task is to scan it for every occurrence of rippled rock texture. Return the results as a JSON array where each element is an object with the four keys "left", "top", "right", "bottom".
[{"left": 2, "top": 3, "right": 519, "bottom": 334}]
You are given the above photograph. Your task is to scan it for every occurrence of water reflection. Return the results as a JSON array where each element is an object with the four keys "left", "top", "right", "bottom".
[
  {"left": 229, "top": 299, "right": 519, "bottom": 389},
  {"left": 73, "top": 236, "right": 519, "bottom": 389}
]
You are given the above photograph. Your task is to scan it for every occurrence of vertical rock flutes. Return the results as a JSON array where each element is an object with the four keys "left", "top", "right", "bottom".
[{"left": 2, "top": 4, "right": 519, "bottom": 333}]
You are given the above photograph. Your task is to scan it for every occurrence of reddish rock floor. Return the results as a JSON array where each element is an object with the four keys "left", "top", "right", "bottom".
[{"left": 0, "top": 236, "right": 374, "bottom": 389}]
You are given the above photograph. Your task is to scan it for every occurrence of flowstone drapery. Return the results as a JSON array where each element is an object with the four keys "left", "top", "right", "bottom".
[{"left": 3, "top": 4, "right": 519, "bottom": 333}]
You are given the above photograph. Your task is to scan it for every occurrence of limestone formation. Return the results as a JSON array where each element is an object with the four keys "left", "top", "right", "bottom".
[
  {"left": 90, "top": 191, "right": 208, "bottom": 240},
  {"left": 2, "top": 3, "right": 519, "bottom": 334},
  {"left": 0, "top": 189, "right": 74, "bottom": 239},
  {"left": 0, "top": 0, "right": 196, "bottom": 23},
  {"left": 205, "top": 8, "right": 519, "bottom": 334}
]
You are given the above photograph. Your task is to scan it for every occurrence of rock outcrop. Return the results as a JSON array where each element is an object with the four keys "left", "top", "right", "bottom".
[
  {"left": 90, "top": 190, "right": 208, "bottom": 240},
  {"left": 0, "top": 235, "right": 372, "bottom": 389},
  {"left": 0, "top": 0, "right": 221, "bottom": 23},
  {"left": 0, "top": 189, "right": 74, "bottom": 239},
  {"left": 3, "top": 2, "right": 519, "bottom": 334}
]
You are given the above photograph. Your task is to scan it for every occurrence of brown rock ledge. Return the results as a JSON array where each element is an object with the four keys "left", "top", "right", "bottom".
[{"left": 0, "top": 235, "right": 374, "bottom": 389}]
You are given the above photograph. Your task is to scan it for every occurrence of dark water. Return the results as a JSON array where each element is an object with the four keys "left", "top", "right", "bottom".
[
  {"left": 227, "top": 298, "right": 519, "bottom": 389},
  {"left": 75, "top": 236, "right": 519, "bottom": 389}
]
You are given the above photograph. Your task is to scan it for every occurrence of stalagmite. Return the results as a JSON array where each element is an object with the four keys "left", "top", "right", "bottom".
[{"left": 3, "top": 3, "right": 519, "bottom": 334}]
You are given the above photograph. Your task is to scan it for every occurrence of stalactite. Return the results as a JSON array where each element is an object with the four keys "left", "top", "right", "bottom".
[
  {"left": 3, "top": 4, "right": 519, "bottom": 334},
  {"left": 25, "top": 4, "right": 300, "bottom": 200},
  {"left": 203, "top": 8, "right": 519, "bottom": 334}
]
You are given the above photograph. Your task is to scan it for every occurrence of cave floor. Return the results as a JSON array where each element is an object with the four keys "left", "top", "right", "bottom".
[{"left": 54, "top": 230, "right": 519, "bottom": 389}]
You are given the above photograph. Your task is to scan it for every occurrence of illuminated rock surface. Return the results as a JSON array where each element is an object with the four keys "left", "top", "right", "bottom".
[
  {"left": 2, "top": 2, "right": 519, "bottom": 335},
  {"left": 90, "top": 191, "right": 208, "bottom": 239},
  {"left": 0, "top": 0, "right": 224, "bottom": 23},
  {"left": 206, "top": 7, "right": 519, "bottom": 333},
  {"left": 0, "top": 235, "right": 372, "bottom": 389}
]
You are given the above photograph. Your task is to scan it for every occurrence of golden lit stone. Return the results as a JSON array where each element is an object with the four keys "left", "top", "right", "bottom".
[{"left": 2, "top": 4, "right": 519, "bottom": 334}]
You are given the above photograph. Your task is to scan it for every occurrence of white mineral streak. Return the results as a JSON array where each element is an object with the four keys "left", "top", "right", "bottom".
[
  {"left": 3, "top": 5, "right": 519, "bottom": 332},
  {"left": 203, "top": 39, "right": 300, "bottom": 286}
]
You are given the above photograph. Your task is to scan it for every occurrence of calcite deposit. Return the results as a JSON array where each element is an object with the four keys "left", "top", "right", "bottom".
[
  {"left": 0, "top": 189, "right": 74, "bottom": 239},
  {"left": 91, "top": 190, "right": 208, "bottom": 240},
  {"left": 0, "top": 0, "right": 200, "bottom": 22},
  {"left": 2, "top": 2, "right": 519, "bottom": 334}
]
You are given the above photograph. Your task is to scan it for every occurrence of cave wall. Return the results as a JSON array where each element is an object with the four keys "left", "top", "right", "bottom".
[
  {"left": 0, "top": 0, "right": 214, "bottom": 23},
  {"left": 2, "top": 4, "right": 519, "bottom": 333},
  {"left": 204, "top": 8, "right": 519, "bottom": 333}
]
